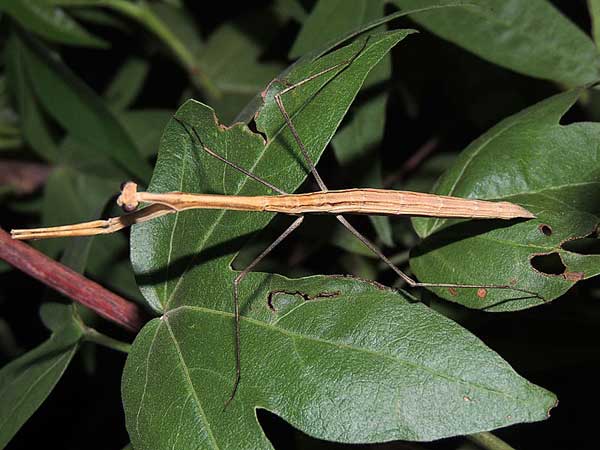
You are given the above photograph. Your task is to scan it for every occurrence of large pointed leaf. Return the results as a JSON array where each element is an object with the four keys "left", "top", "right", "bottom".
[
  {"left": 411, "top": 89, "right": 600, "bottom": 311},
  {"left": 123, "top": 31, "right": 555, "bottom": 448},
  {"left": 123, "top": 279, "right": 556, "bottom": 447},
  {"left": 0, "top": 304, "right": 83, "bottom": 449}
]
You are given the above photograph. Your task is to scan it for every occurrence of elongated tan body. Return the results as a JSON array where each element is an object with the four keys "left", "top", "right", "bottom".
[
  {"left": 141, "top": 188, "right": 534, "bottom": 219},
  {"left": 11, "top": 184, "right": 534, "bottom": 240}
]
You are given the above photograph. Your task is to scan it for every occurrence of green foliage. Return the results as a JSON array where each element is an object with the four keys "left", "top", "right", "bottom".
[
  {"left": 1, "top": 1, "right": 599, "bottom": 449},
  {"left": 0, "top": 0, "right": 107, "bottom": 48},
  {"left": 130, "top": 31, "right": 410, "bottom": 312},
  {"left": 124, "top": 280, "right": 555, "bottom": 447},
  {"left": 391, "top": 0, "right": 600, "bottom": 87},
  {"left": 411, "top": 89, "right": 600, "bottom": 310},
  {"left": 0, "top": 303, "right": 83, "bottom": 449},
  {"left": 14, "top": 33, "right": 151, "bottom": 181}
]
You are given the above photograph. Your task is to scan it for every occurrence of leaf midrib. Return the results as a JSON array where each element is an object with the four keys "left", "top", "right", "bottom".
[
  {"left": 167, "top": 305, "right": 522, "bottom": 402},
  {"left": 164, "top": 319, "right": 221, "bottom": 450}
]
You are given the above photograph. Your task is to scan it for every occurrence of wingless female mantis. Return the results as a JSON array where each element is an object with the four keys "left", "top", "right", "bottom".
[{"left": 11, "top": 59, "right": 541, "bottom": 405}]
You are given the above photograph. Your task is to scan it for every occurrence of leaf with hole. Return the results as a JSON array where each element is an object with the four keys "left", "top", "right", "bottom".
[{"left": 411, "top": 89, "right": 600, "bottom": 311}]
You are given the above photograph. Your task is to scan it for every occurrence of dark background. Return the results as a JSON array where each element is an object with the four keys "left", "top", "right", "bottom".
[{"left": 1, "top": 1, "right": 598, "bottom": 449}]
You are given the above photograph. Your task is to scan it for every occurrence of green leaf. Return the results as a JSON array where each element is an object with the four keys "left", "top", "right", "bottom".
[
  {"left": 332, "top": 93, "right": 388, "bottom": 166},
  {"left": 0, "top": 0, "right": 107, "bottom": 48},
  {"left": 589, "top": 0, "right": 600, "bottom": 48},
  {"left": 197, "top": 21, "right": 284, "bottom": 123},
  {"left": 390, "top": 0, "right": 600, "bottom": 87},
  {"left": 104, "top": 57, "right": 150, "bottom": 111},
  {"left": 123, "top": 31, "right": 555, "bottom": 448},
  {"left": 0, "top": 303, "right": 83, "bottom": 449},
  {"left": 273, "top": 0, "right": 307, "bottom": 23},
  {"left": 290, "top": 0, "right": 385, "bottom": 59},
  {"left": 17, "top": 32, "right": 152, "bottom": 181},
  {"left": 117, "top": 109, "right": 173, "bottom": 158},
  {"left": 411, "top": 89, "right": 600, "bottom": 311},
  {"left": 131, "top": 30, "right": 412, "bottom": 312},
  {"left": 123, "top": 280, "right": 556, "bottom": 447},
  {"left": 5, "top": 32, "right": 60, "bottom": 162},
  {"left": 38, "top": 302, "right": 80, "bottom": 332}
]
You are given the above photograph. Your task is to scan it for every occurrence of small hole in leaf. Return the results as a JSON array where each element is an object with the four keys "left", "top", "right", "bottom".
[
  {"left": 538, "top": 224, "right": 552, "bottom": 236},
  {"left": 247, "top": 118, "right": 267, "bottom": 141},
  {"left": 530, "top": 253, "right": 566, "bottom": 275},
  {"left": 561, "top": 238, "right": 600, "bottom": 255}
]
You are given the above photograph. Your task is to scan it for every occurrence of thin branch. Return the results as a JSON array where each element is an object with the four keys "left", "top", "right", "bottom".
[
  {"left": 0, "top": 228, "right": 147, "bottom": 332},
  {"left": 83, "top": 326, "right": 132, "bottom": 353},
  {"left": 467, "top": 432, "right": 516, "bottom": 450}
]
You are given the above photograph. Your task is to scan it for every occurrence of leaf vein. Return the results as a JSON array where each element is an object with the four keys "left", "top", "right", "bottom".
[
  {"left": 172, "top": 305, "right": 519, "bottom": 401},
  {"left": 164, "top": 318, "right": 220, "bottom": 450}
]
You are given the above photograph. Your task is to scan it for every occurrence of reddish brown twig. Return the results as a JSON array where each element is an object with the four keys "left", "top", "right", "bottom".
[{"left": 0, "top": 228, "right": 146, "bottom": 332}]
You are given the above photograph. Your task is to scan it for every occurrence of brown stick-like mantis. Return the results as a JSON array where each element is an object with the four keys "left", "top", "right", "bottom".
[{"left": 11, "top": 61, "right": 541, "bottom": 406}]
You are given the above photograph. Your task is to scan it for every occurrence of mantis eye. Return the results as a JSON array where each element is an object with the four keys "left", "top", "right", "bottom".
[{"left": 117, "top": 181, "right": 139, "bottom": 212}]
